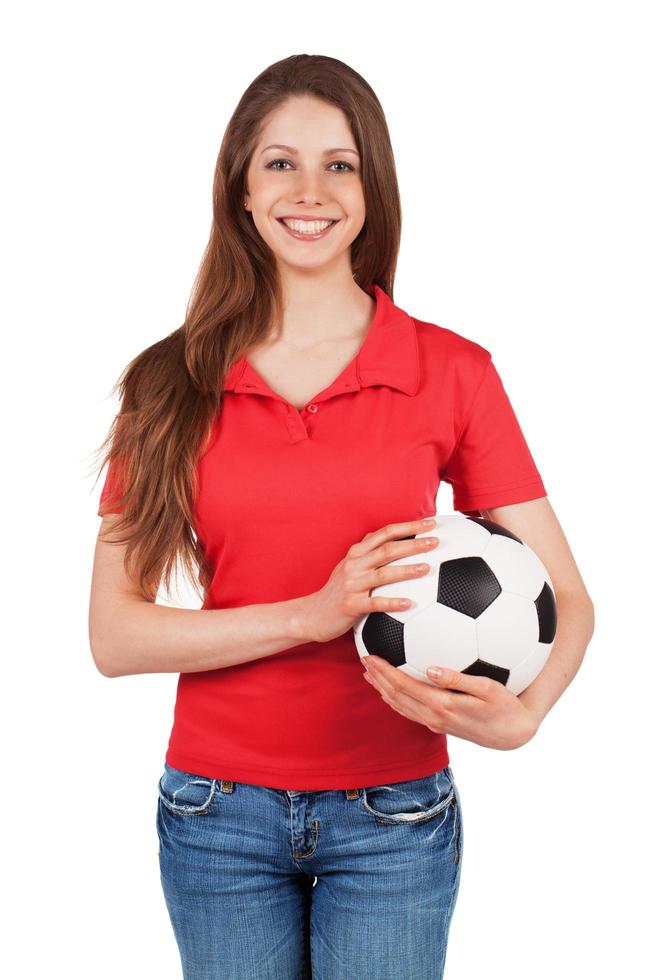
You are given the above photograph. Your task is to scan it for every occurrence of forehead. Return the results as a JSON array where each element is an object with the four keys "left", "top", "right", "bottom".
[{"left": 254, "top": 96, "right": 355, "bottom": 154}]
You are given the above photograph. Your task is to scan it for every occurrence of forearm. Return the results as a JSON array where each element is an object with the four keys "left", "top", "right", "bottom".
[
  {"left": 94, "top": 595, "right": 312, "bottom": 677},
  {"left": 518, "top": 591, "right": 595, "bottom": 725}
]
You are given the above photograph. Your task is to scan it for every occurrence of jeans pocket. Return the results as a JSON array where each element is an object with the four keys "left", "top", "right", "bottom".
[
  {"left": 360, "top": 767, "right": 455, "bottom": 825},
  {"left": 157, "top": 762, "right": 218, "bottom": 816}
]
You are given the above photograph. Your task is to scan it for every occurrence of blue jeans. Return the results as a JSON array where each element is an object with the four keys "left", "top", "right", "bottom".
[{"left": 156, "top": 761, "right": 464, "bottom": 979}]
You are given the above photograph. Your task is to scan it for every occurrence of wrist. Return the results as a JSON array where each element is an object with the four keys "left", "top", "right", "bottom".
[{"left": 288, "top": 594, "right": 316, "bottom": 644}]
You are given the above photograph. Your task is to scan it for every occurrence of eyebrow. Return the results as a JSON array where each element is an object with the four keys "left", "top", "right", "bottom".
[{"left": 260, "top": 144, "right": 360, "bottom": 157}]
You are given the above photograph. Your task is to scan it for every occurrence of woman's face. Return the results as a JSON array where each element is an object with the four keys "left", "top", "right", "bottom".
[{"left": 244, "top": 95, "right": 365, "bottom": 274}]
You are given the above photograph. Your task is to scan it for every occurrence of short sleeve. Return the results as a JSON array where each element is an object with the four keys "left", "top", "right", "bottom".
[
  {"left": 97, "top": 456, "right": 127, "bottom": 516},
  {"left": 442, "top": 354, "right": 547, "bottom": 515}
]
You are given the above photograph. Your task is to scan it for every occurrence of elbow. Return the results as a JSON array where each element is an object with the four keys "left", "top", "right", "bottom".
[
  {"left": 554, "top": 588, "right": 595, "bottom": 643},
  {"left": 579, "top": 590, "right": 595, "bottom": 634},
  {"left": 89, "top": 638, "right": 122, "bottom": 678}
]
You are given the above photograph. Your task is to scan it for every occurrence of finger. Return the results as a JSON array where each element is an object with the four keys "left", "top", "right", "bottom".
[
  {"left": 425, "top": 664, "right": 497, "bottom": 699},
  {"left": 360, "top": 517, "right": 437, "bottom": 559},
  {"left": 365, "top": 656, "right": 452, "bottom": 709},
  {"left": 364, "top": 670, "right": 446, "bottom": 733}
]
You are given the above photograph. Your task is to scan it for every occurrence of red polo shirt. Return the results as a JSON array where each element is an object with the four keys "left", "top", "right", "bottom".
[{"left": 98, "top": 284, "right": 547, "bottom": 790}]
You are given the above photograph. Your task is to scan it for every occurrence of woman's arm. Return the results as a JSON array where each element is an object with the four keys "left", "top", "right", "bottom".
[
  {"left": 517, "top": 590, "right": 594, "bottom": 725},
  {"left": 89, "top": 515, "right": 312, "bottom": 677},
  {"left": 481, "top": 497, "right": 595, "bottom": 725}
]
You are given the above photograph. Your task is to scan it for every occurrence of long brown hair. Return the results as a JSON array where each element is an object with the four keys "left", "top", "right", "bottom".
[{"left": 90, "top": 53, "right": 402, "bottom": 603}]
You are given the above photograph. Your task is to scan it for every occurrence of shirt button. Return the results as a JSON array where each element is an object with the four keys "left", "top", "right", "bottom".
[{"left": 306, "top": 403, "right": 318, "bottom": 413}]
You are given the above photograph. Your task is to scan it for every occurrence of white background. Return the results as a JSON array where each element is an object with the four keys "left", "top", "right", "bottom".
[{"left": 2, "top": 1, "right": 652, "bottom": 977}]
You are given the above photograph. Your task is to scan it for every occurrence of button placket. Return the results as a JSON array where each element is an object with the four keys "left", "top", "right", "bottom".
[
  {"left": 237, "top": 376, "right": 359, "bottom": 442},
  {"left": 285, "top": 404, "right": 309, "bottom": 443}
]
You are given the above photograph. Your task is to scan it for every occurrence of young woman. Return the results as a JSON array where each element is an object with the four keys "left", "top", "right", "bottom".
[{"left": 90, "top": 54, "right": 594, "bottom": 980}]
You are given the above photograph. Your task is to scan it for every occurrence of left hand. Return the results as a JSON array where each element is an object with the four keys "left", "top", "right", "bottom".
[{"left": 362, "top": 656, "right": 541, "bottom": 750}]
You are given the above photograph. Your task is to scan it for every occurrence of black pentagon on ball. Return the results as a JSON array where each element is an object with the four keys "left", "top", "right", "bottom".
[
  {"left": 536, "top": 581, "right": 557, "bottom": 643},
  {"left": 467, "top": 515, "right": 523, "bottom": 544},
  {"left": 438, "top": 557, "right": 502, "bottom": 618},
  {"left": 361, "top": 613, "right": 407, "bottom": 667},
  {"left": 461, "top": 658, "right": 510, "bottom": 686}
]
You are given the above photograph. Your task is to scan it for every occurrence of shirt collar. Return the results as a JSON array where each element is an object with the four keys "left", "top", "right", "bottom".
[{"left": 223, "top": 284, "right": 420, "bottom": 399}]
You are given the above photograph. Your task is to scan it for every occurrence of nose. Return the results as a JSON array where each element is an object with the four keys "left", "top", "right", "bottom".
[
  {"left": 295, "top": 190, "right": 322, "bottom": 207},
  {"left": 291, "top": 171, "right": 329, "bottom": 207}
]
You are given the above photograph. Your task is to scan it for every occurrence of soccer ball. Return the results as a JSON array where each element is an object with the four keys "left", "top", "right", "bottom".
[{"left": 353, "top": 513, "right": 557, "bottom": 696}]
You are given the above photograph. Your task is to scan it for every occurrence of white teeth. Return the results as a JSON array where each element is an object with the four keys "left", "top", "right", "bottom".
[{"left": 282, "top": 218, "right": 335, "bottom": 234}]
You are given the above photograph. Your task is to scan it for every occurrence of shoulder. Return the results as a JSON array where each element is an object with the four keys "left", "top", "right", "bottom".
[{"left": 410, "top": 313, "right": 492, "bottom": 382}]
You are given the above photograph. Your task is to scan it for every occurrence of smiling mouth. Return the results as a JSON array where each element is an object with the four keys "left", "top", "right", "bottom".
[{"left": 276, "top": 217, "right": 340, "bottom": 240}]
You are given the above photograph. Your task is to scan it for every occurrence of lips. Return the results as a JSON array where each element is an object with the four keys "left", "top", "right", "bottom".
[
  {"left": 276, "top": 217, "right": 340, "bottom": 241},
  {"left": 277, "top": 216, "right": 340, "bottom": 223}
]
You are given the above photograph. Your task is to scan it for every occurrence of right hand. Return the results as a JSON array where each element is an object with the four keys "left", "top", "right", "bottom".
[{"left": 299, "top": 518, "right": 441, "bottom": 644}]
